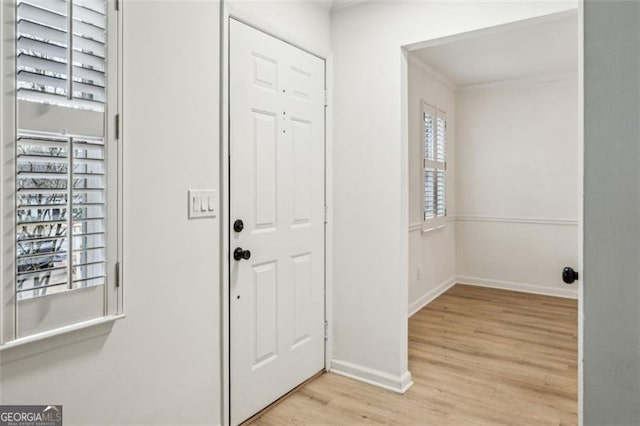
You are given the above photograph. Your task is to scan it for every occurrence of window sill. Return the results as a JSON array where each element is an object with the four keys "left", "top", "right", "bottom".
[{"left": 0, "top": 314, "right": 125, "bottom": 363}]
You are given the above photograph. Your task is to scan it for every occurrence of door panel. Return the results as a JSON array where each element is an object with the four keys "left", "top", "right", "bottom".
[
  {"left": 252, "top": 110, "right": 278, "bottom": 229},
  {"left": 252, "top": 261, "right": 278, "bottom": 367},
  {"left": 230, "top": 19, "right": 325, "bottom": 425},
  {"left": 292, "top": 253, "right": 313, "bottom": 347}
]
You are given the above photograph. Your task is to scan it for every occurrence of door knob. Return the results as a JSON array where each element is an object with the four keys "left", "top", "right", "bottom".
[
  {"left": 234, "top": 247, "right": 251, "bottom": 261},
  {"left": 233, "top": 219, "right": 244, "bottom": 232},
  {"left": 562, "top": 266, "right": 578, "bottom": 284}
]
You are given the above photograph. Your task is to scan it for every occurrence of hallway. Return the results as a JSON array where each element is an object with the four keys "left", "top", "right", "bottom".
[{"left": 250, "top": 285, "right": 578, "bottom": 425}]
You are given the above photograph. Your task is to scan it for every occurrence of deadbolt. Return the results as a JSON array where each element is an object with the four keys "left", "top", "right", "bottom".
[{"left": 233, "top": 219, "right": 244, "bottom": 232}]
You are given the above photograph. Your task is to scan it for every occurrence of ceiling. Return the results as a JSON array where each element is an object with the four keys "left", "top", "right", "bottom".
[
  {"left": 314, "top": 0, "right": 369, "bottom": 12},
  {"left": 411, "top": 14, "right": 578, "bottom": 87}
]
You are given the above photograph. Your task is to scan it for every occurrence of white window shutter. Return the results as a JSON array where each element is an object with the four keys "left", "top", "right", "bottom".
[
  {"left": 17, "top": 0, "right": 106, "bottom": 112},
  {"left": 423, "top": 107, "right": 435, "bottom": 162},
  {"left": 423, "top": 103, "right": 447, "bottom": 223},
  {"left": 16, "top": 0, "right": 107, "bottom": 302},
  {"left": 424, "top": 169, "right": 435, "bottom": 220},
  {"left": 436, "top": 116, "right": 446, "bottom": 163},
  {"left": 436, "top": 170, "right": 445, "bottom": 217}
]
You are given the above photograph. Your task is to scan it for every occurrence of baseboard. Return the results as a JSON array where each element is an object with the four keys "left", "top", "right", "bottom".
[
  {"left": 408, "top": 276, "right": 457, "bottom": 317},
  {"left": 329, "top": 360, "right": 414, "bottom": 394},
  {"left": 456, "top": 276, "right": 578, "bottom": 299}
]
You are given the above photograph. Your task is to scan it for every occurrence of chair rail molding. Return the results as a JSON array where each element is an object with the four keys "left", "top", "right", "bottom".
[
  {"left": 455, "top": 215, "right": 578, "bottom": 226},
  {"left": 409, "top": 216, "right": 578, "bottom": 232}
]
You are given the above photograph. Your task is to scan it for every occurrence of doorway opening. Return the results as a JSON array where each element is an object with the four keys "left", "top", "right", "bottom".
[{"left": 405, "top": 10, "right": 581, "bottom": 423}]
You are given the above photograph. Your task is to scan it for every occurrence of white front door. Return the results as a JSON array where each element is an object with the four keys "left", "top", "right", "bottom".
[{"left": 229, "top": 19, "right": 326, "bottom": 425}]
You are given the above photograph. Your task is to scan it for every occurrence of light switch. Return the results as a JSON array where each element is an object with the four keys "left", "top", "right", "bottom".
[{"left": 188, "top": 189, "right": 217, "bottom": 219}]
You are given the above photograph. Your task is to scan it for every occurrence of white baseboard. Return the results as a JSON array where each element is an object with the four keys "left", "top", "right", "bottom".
[
  {"left": 331, "top": 278, "right": 575, "bottom": 395},
  {"left": 456, "top": 276, "right": 578, "bottom": 299},
  {"left": 408, "top": 276, "right": 457, "bottom": 317},
  {"left": 329, "top": 360, "right": 413, "bottom": 394}
]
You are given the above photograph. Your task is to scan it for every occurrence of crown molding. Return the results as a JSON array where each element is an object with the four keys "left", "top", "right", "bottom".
[{"left": 331, "top": 0, "right": 370, "bottom": 12}]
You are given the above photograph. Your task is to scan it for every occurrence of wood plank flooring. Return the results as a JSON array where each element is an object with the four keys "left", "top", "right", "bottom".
[{"left": 249, "top": 284, "right": 578, "bottom": 425}]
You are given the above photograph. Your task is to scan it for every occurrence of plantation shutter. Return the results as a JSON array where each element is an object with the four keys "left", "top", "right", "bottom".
[
  {"left": 436, "top": 116, "right": 445, "bottom": 163},
  {"left": 435, "top": 115, "right": 446, "bottom": 217},
  {"left": 423, "top": 103, "right": 447, "bottom": 222},
  {"left": 17, "top": 0, "right": 106, "bottom": 111},
  {"left": 436, "top": 170, "right": 445, "bottom": 217},
  {"left": 423, "top": 104, "right": 436, "bottom": 220},
  {"left": 9, "top": 0, "right": 118, "bottom": 339},
  {"left": 424, "top": 107, "right": 435, "bottom": 162},
  {"left": 424, "top": 169, "right": 435, "bottom": 220},
  {"left": 16, "top": 133, "right": 106, "bottom": 299}
]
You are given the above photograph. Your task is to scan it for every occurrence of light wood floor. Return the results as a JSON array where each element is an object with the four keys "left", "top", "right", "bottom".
[{"left": 249, "top": 284, "right": 578, "bottom": 425}]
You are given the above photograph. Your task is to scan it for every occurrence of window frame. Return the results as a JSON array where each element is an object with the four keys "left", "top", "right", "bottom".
[
  {"left": 0, "top": 0, "right": 123, "bottom": 347},
  {"left": 421, "top": 101, "right": 447, "bottom": 230}
]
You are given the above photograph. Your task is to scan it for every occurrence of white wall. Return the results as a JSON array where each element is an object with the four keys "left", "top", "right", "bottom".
[
  {"left": 0, "top": 0, "right": 584, "bottom": 420},
  {"left": 0, "top": 1, "right": 331, "bottom": 424},
  {"left": 456, "top": 77, "right": 579, "bottom": 297},
  {"left": 407, "top": 56, "right": 456, "bottom": 315},
  {"left": 227, "top": 1, "right": 331, "bottom": 57},
  {"left": 331, "top": 0, "right": 577, "bottom": 390},
  {"left": 2, "top": 2, "right": 222, "bottom": 424}
]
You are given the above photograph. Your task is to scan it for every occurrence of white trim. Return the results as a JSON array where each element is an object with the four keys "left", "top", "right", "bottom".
[
  {"left": 324, "top": 54, "right": 335, "bottom": 374},
  {"left": 225, "top": 3, "right": 328, "bottom": 59},
  {"left": 329, "top": 360, "right": 414, "bottom": 394},
  {"left": 457, "top": 276, "right": 578, "bottom": 299},
  {"left": 408, "top": 276, "right": 577, "bottom": 318},
  {"left": 458, "top": 71, "right": 578, "bottom": 92},
  {"left": 404, "top": 9, "right": 578, "bottom": 52},
  {"left": 115, "top": 0, "right": 125, "bottom": 322},
  {"left": 577, "top": 2, "right": 585, "bottom": 423},
  {"left": 456, "top": 215, "right": 578, "bottom": 226},
  {"left": 421, "top": 224, "right": 447, "bottom": 235},
  {"left": 1, "top": 0, "right": 16, "bottom": 344},
  {"left": 220, "top": 4, "right": 230, "bottom": 425},
  {"left": 408, "top": 276, "right": 456, "bottom": 317},
  {"left": 408, "top": 223, "right": 422, "bottom": 232},
  {"left": 408, "top": 55, "right": 457, "bottom": 90},
  {"left": 0, "top": 314, "right": 124, "bottom": 356},
  {"left": 411, "top": 216, "right": 577, "bottom": 230},
  {"left": 331, "top": 0, "right": 370, "bottom": 12}
]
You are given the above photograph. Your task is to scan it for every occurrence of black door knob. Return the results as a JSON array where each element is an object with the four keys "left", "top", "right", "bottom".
[
  {"left": 233, "top": 219, "right": 244, "bottom": 232},
  {"left": 233, "top": 247, "right": 251, "bottom": 261},
  {"left": 562, "top": 266, "right": 579, "bottom": 284}
]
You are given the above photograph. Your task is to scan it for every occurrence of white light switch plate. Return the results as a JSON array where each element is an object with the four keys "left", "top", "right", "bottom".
[{"left": 188, "top": 189, "right": 217, "bottom": 219}]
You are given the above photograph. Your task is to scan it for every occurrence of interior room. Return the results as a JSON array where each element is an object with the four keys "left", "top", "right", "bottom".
[
  {"left": 0, "top": 1, "right": 639, "bottom": 425},
  {"left": 405, "top": 13, "right": 580, "bottom": 423},
  {"left": 407, "top": 14, "right": 579, "bottom": 310}
]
